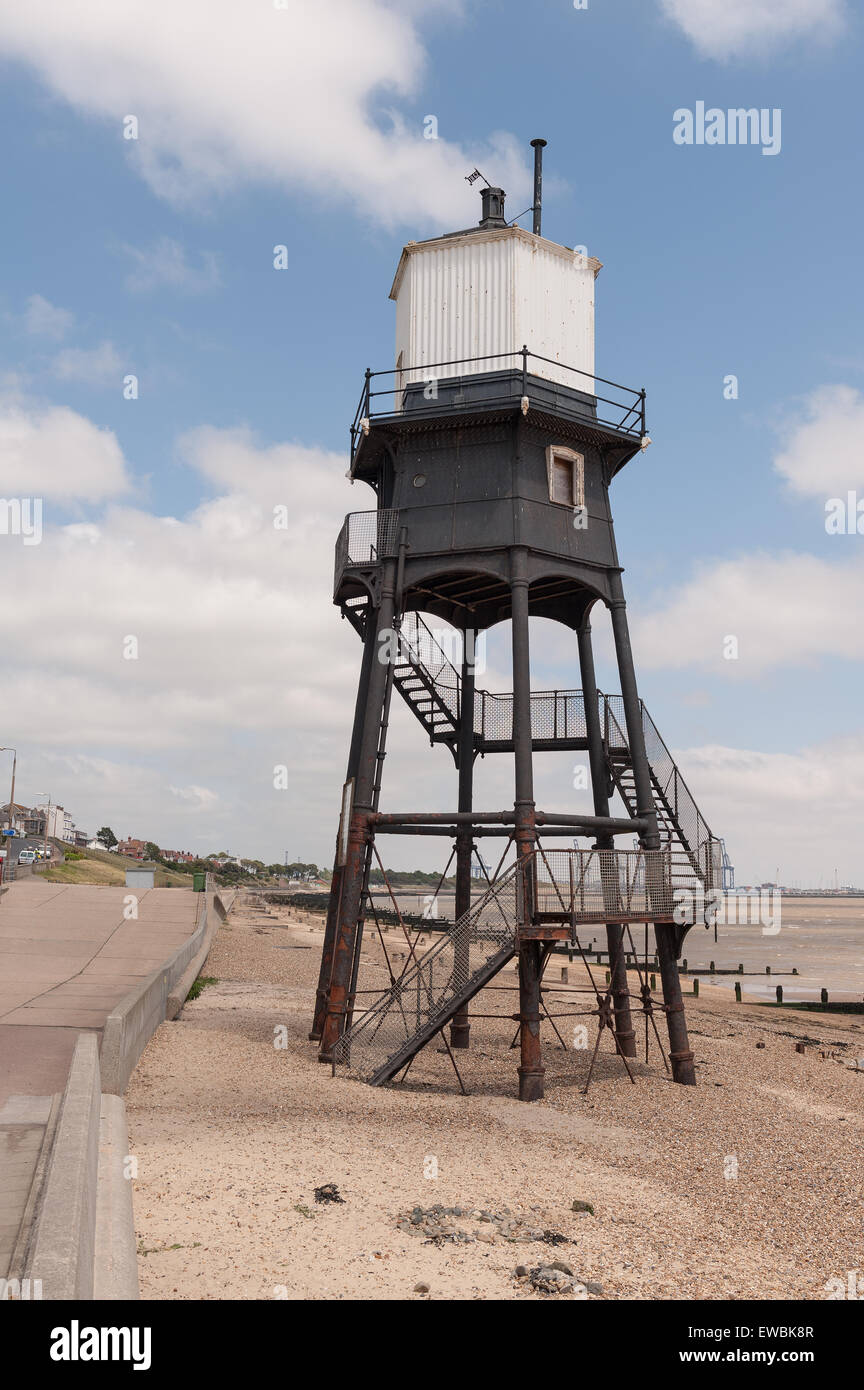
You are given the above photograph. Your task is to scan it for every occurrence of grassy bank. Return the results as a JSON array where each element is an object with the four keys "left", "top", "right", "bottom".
[{"left": 38, "top": 843, "right": 192, "bottom": 888}]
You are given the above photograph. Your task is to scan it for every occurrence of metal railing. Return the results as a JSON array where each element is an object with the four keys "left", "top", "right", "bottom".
[
  {"left": 477, "top": 689, "right": 606, "bottom": 746},
  {"left": 391, "top": 629, "right": 630, "bottom": 753},
  {"left": 397, "top": 613, "right": 460, "bottom": 715},
  {"left": 350, "top": 347, "right": 647, "bottom": 466},
  {"left": 527, "top": 846, "right": 700, "bottom": 923},
  {"left": 602, "top": 697, "right": 720, "bottom": 890},
  {"left": 334, "top": 509, "right": 400, "bottom": 592},
  {"left": 333, "top": 862, "right": 520, "bottom": 1083}
]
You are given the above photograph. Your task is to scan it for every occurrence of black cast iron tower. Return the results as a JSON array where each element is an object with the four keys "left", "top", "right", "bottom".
[{"left": 311, "top": 144, "right": 721, "bottom": 1100}]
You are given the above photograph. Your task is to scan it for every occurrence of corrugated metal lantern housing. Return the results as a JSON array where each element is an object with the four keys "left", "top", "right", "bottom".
[{"left": 391, "top": 210, "right": 602, "bottom": 393}]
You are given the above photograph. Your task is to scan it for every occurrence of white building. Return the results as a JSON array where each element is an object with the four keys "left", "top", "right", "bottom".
[{"left": 43, "top": 805, "right": 75, "bottom": 841}]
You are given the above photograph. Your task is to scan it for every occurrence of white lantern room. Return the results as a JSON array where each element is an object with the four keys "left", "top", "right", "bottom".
[{"left": 390, "top": 188, "right": 601, "bottom": 395}]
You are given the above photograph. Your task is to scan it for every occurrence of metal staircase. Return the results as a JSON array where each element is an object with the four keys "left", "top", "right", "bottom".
[
  {"left": 602, "top": 698, "right": 719, "bottom": 886},
  {"left": 391, "top": 615, "right": 460, "bottom": 746},
  {"left": 333, "top": 863, "right": 520, "bottom": 1085},
  {"left": 343, "top": 603, "right": 461, "bottom": 750},
  {"left": 341, "top": 602, "right": 721, "bottom": 889}
]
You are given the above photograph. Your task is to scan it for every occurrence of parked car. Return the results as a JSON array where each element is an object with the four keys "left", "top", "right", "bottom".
[{"left": 17, "top": 850, "right": 36, "bottom": 864}]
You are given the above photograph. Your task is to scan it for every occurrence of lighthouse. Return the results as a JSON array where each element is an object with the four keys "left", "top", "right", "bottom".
[{"left": 311, "top": 142, "right": 721, "bottom": 1100}]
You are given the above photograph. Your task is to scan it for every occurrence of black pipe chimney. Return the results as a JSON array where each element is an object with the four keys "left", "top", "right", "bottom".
[{"left": 530, "top": 138, "right": 547, "bottom": 236}]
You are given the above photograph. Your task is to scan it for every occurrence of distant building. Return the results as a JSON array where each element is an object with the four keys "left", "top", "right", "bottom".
[
  {"left": 23, "top": 809, "right": 47, "bottom": 837},
  {"left": 117, "top": 837, "right": 147, "bottom": 861},
  {"left": 0, "top": 802, "right": 29, "bottom": 835},
  {"left": 45, "top": 805, "right": 75, "bottom": 842},
  {"left": 209, "top": 854, "right": 258, "bottom": 875},
  {"left": 162, "top": 849, "right": 196, "bottom": 864},
  {"left": 5, "top": 802, "right": 81, "bottom": 843}
]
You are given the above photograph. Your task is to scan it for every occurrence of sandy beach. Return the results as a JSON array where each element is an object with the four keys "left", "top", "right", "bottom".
[{"left": 126, "top": 894, "right": 864, "bottom": 1301}]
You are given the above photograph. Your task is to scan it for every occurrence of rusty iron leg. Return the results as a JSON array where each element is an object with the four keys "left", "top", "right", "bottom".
[
  {"left": 518, "top": 940, "right": 545, "bottom": 1101},
  {"left": 309, "top": 863, "right": 344, "bottom": 1041},
  {"left": 310, "top": 603, "right": 378, "bottom": 1041},
  {"left": 510, "top": 554, "right": 542, "bottom": 1101},
  {"left": 449, "top": 827, "right": 473, "bottom": 1048},
  {"left": 655, "top": 922, "right": 696, "bottom": 1085},
  {"left": 607, "top": 923, "right": 636, "bottom": 1058},
  {"left": 318, "top": 560, "right": 397, "bottom": 1063},
  {"left": 319, "top": 816, "right": 369, "bottom": 1061}
]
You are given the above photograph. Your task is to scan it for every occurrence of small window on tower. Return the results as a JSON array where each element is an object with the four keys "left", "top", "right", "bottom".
[
  {"left": 546, "top": 447, "right": 585, "bottom": 509},
  {"left": 551, "top": 457, "right": 573, "bottom": 505}
]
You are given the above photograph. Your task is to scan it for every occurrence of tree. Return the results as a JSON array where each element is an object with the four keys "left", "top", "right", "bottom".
[
  {"left": 144, "top": 842, "right": 161, "bottom": 862},
  {"left": 96, "top": 827, "right": 118, "bottom": 850}
]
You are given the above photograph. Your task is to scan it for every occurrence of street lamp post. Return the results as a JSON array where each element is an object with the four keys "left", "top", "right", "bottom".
[
  {"left": 36, "top": 792, "right": 52, "bottom": 862},
  {"left": 0, "top": 746, "right": 15, "bottom": 883}
]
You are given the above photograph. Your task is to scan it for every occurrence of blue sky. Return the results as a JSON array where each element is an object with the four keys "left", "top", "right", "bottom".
[{"left": 0, "top": 0, "right": 861, "bottom": 885}]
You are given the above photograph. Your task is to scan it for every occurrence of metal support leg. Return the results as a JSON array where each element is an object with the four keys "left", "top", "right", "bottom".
[
  {"left": 450, "top": 633, "right": 476, "bottom": 1049},
  {"left": 578, "top": 616, "right": 636, "bottom": 1057},
  {"left": 320, "top": 561, "right": 397, "bottom": 1062},
  {"left": 510, "top": 551, "right": 543, "bottom": 1101},
  {"left": 656, "top": 924, "right": 696, "bottom": 1084},
  {"left": 607, "top": 580, "right": 696, "bottom": 1085},
  {"left": 310, "top": 863, "right": 344, "bottom": 1041},
  {"left": 310, "top": 609, "right": 377, "bottom": 1041},
  {"left": 606, "top": 923, "right": 635, "bottom": 1056},
  {"left": 517, "top": 940, "right": 544, "bottom": 1102}
]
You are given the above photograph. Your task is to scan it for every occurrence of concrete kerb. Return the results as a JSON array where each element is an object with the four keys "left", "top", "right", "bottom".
[
  {"left": 100, "top": 892, "right": 214, "bottom": 1096},
  {"left": 166, "top": 891, "right": 229, "bottom": 1019},
  {"left": 19, "top": 889, "right": 232, "bottom": 1301},
  {"left": 23, "top": 1032, "right": 101, "bottom": 1300},
  {"left": 93, "top": 1094, "right": 139, "bottom": 1300}
]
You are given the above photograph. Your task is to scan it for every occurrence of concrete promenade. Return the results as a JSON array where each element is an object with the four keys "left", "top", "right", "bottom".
[{"left": 0, "top": 881, "right": 201, "bottom": 1282}]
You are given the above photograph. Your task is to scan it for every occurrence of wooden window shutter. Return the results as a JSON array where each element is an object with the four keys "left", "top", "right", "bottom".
[{"left": 551, "top": 456, "right": 573, "bottom": 506}]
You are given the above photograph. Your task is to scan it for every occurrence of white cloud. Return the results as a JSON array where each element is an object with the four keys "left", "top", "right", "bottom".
[
  {"left": 774, "top": 384, "right": 864, "bottom": 497},
  {"left": 27, "top": 751, "right": 232, "bottom": 853},
  {"left": 0, "top": 399, "right": 131, "bottom": 501},
  {"left": 669, "top": 737, "right": 864, "bottom": 884},
  {"left": 168, "top": 784, "right": 220, "bottom": 812},
  {"left": 631, "top": 549, "right": 864, "bottom": 675},
  {"left": 177, "top": 425, "right": 351, "bottom": 516},
  {"left": 0, "top": 418, "right": 390, "bottom": 859},
  {"left": 659, "top": 0, "right": 847, "bottom": 59},
  {"left": 0, "top": 424, "right": 357, "bottom": 749},
  {"left": 23, "top": 293, "right": 75, "bottom": 339},
  {"left": 0, "top": 0, "right": 529, "bottom": 228},
  {"left": 52, "top": 339, "right": 124, "bottom": 386},
  {"left": 625, "top": 382, "right": 864, "bottom": 675},
  {"left": 121, "top": 237, "right": 222, "bottom": 295}
]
